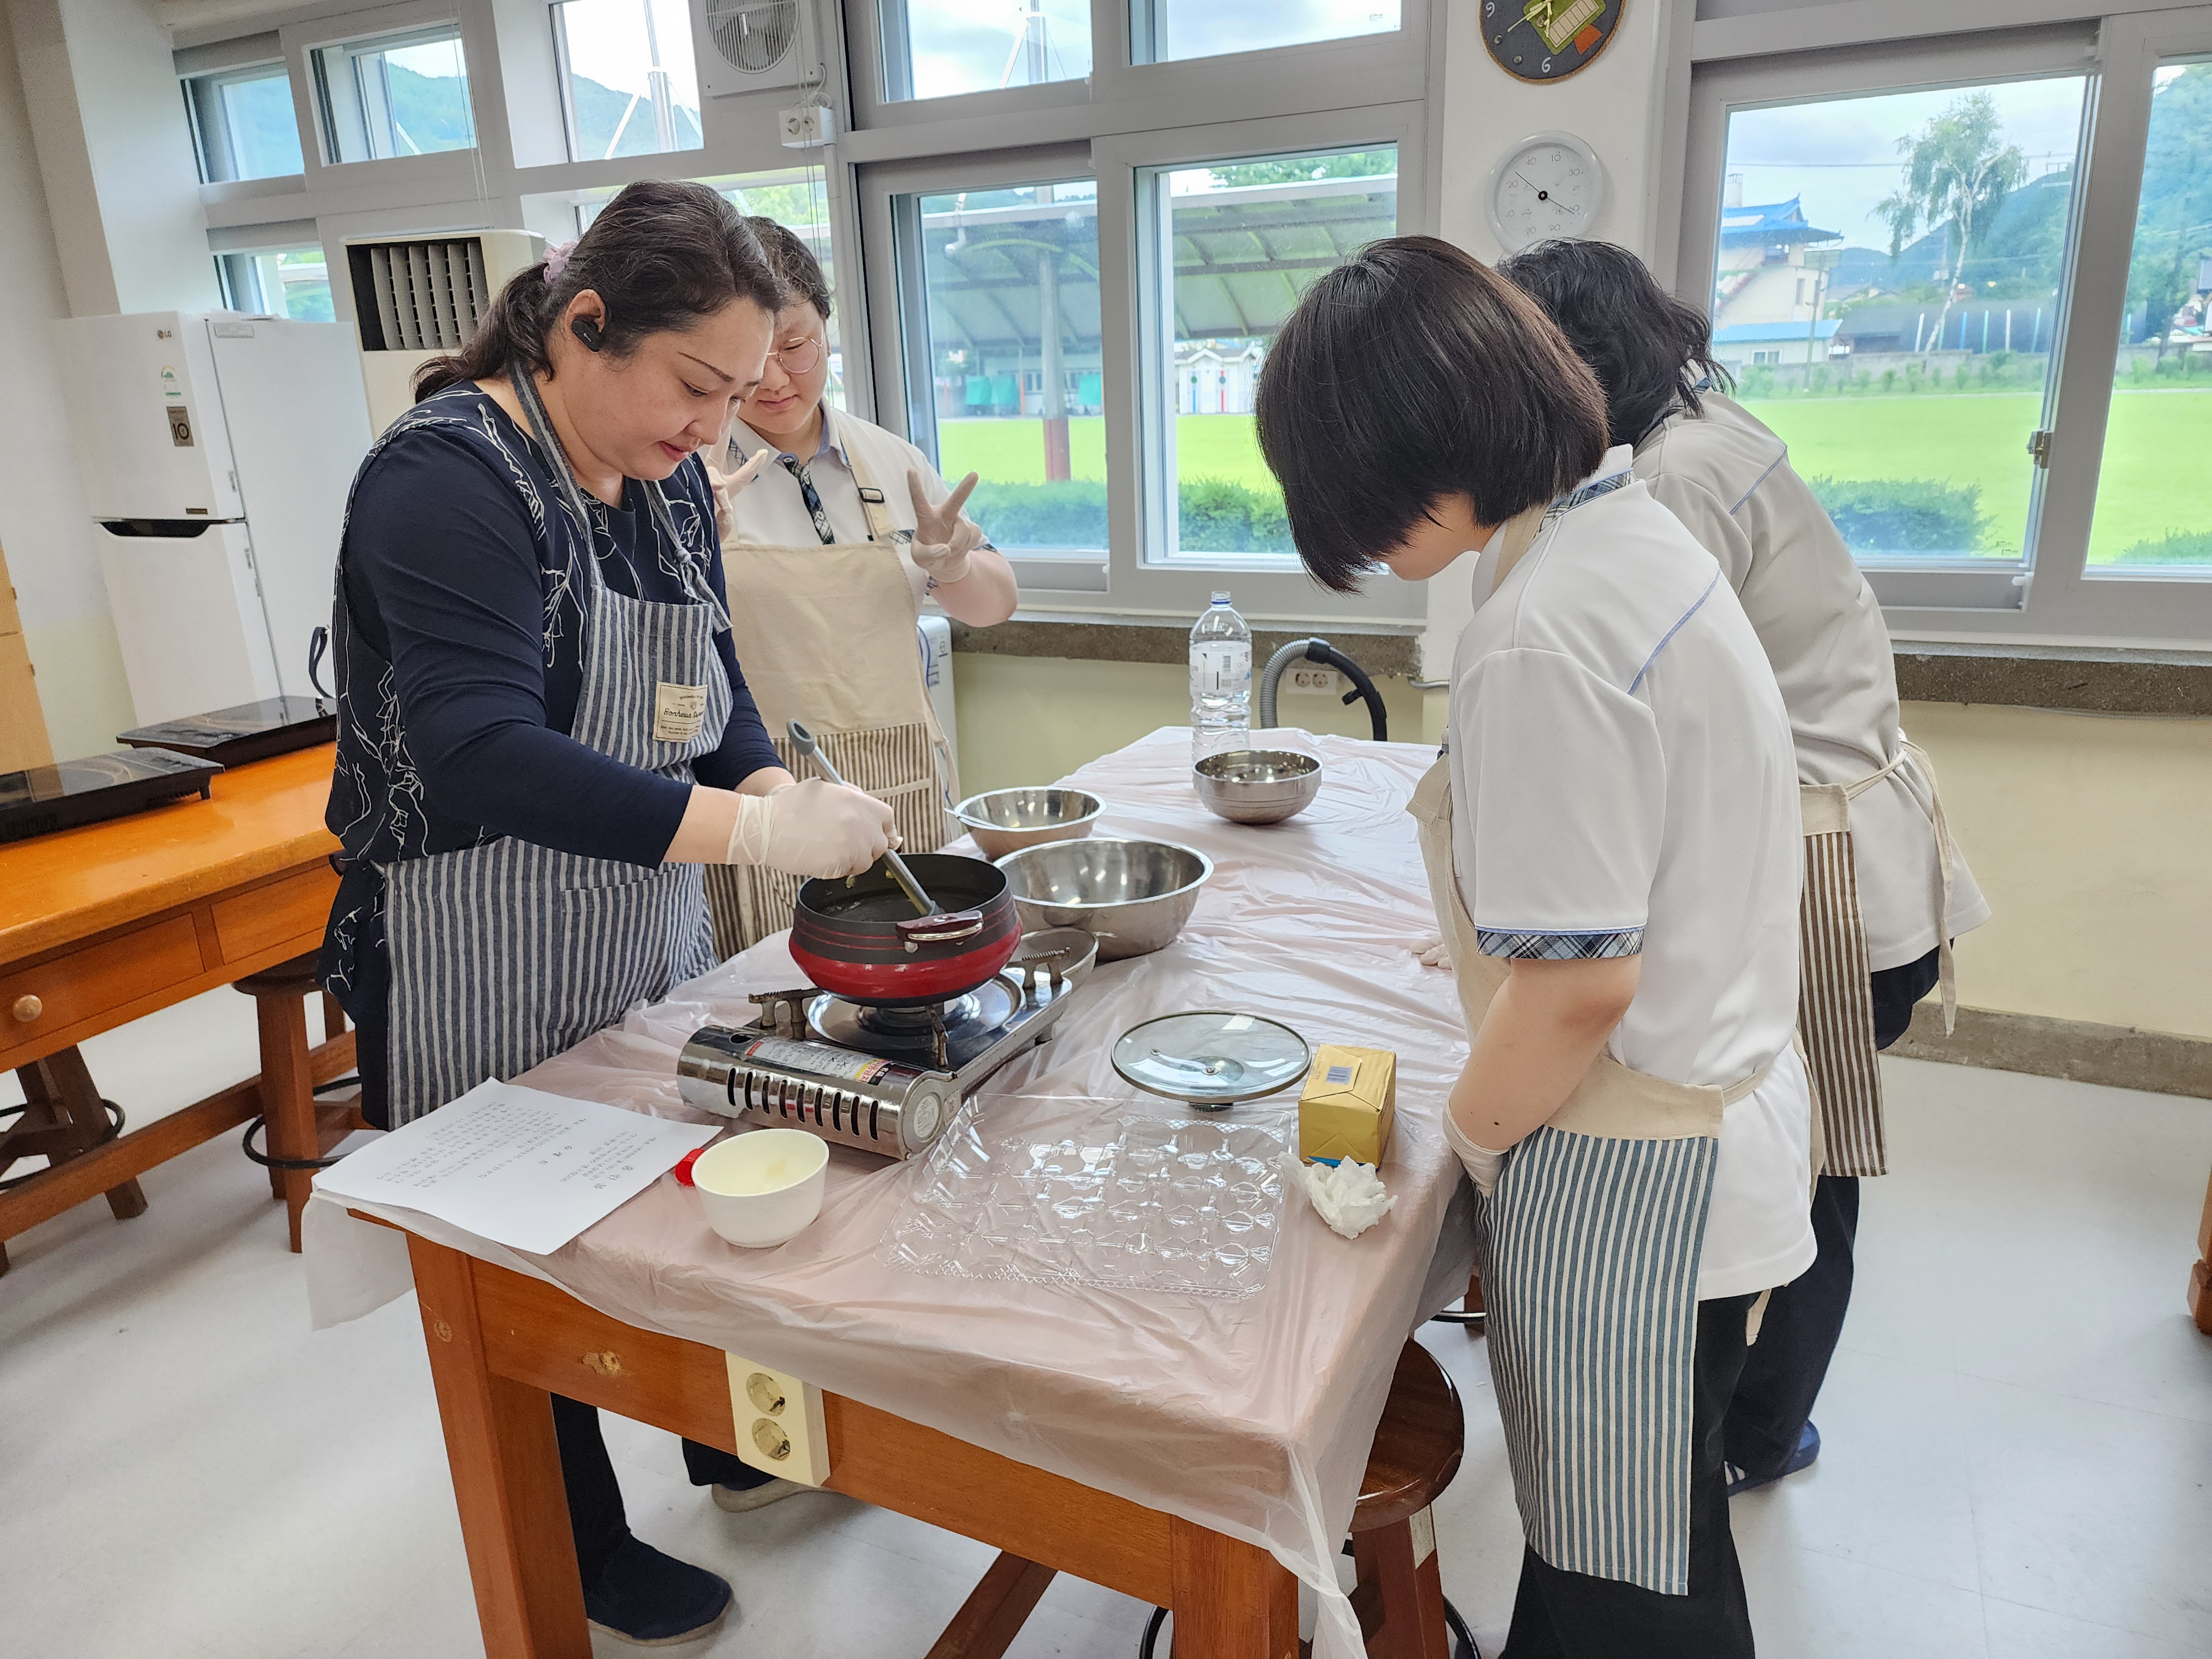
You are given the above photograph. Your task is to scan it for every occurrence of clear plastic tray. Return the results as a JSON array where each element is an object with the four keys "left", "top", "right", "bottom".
[{"left": 878, "top": 1097, "right": 1288, "bottom": 1298}]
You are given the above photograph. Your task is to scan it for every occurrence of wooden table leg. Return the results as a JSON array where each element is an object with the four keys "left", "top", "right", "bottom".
[
  {"left": 5, "top": 1048, "right": 148, "bottom": 1223},
  {"left": 926, "top": 1551, "right": 1057, "bottom": 1659},
  {"left": 321, "top": 991, "right": 348, "bottom": 1042},
  {"left": 254, "top": 990, "right": 316, "bottom": 1250},
  {"left": 408, "top": 1236, "right": 591, "bottom": 1659},
  {"left": 2190, "top": 1166, "right": 2212, "bottom": 1337},
  {"left": 1168, "top": 1517, "right": 1297, "bottom": 1659}
]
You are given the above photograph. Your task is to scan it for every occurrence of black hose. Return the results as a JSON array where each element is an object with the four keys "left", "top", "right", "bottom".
[{"left": 1302, "top": 641, "right": 1388, "bottom": 743}]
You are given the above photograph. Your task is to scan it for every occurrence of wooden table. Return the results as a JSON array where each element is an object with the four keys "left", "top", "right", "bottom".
[
  {"left": 396, "top": 1226, "right": 1299, "bottom": 1659},
  {"left": 0, "top": 745, "right": 352, "bottom": 1269}
]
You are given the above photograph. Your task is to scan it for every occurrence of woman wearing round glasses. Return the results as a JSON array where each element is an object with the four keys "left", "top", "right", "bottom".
[{"left": 703, "top": 217, "right": 1017, "bottom": 954}]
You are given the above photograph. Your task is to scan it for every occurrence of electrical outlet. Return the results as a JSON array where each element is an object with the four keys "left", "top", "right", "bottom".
[
  {"left": 1284, "top": 665, "right": 1342, "bottom": 696},
  {"left": 779, "top": 105, "right": 836, "bottom": 149},
  {"left": 726, "top": 1354, "right": 831, "bottom": 1486}
]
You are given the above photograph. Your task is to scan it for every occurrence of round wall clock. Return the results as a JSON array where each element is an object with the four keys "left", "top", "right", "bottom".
[
  {"left": 1485, "top": 131, "right": 1606, "bottom": 253},
  {"left": 1481, "top": 0, "right": 1624, "bottom": 83}
]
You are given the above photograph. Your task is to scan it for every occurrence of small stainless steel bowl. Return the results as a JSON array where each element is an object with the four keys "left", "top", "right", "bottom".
[
  {"left": 993, "top": 838, "right": 1213, "bottom": 961},
  {"left": 1192, "top": 749, "right": 1323, "bottom": 825},
  {"left": 953, "top": 787, "right": 1104, "bottom": 859}
]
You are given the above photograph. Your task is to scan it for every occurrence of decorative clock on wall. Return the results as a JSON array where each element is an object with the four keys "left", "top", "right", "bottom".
[
  {"left": 1485, "top": 131, "right": 1607, "bottom": 252},
  {"left": 1481, "top": 0, "right": 1624, "bottom": 83}
]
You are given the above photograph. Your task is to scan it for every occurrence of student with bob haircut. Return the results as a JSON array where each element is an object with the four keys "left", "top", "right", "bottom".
[
  {"left": 1501, "top": 238, "right": 1987, "bottom": 1503},
  {"left": 1257, "top": 236, "right": 1814, "bottom": 1656}
]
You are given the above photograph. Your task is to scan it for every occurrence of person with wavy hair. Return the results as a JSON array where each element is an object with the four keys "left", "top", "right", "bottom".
[
  {"left": 1258, "top": 237, "right": 1816, "bottom": 1657},
  {"left": 321, "top": 179, "right": 896, "bottom": 1646},
  {"left": 1503, "top": 237, "right": 1989, "bottom": 1506}
]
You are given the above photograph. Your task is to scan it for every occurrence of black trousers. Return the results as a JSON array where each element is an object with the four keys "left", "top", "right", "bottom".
[
  {"left": 1500, "top": 1293, "right": 1759, "bottom": 1659},
  {"left": 551, "top": 1395, "right": 771, "bottom": 1583},
  {"left": 1721, "top": 946, "right": 1940, "bottom": 1481}
]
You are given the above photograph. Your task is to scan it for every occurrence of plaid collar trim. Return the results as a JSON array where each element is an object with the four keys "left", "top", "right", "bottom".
[{"left": 1545, "top": 468, "right": 1632, "bottom": 523}]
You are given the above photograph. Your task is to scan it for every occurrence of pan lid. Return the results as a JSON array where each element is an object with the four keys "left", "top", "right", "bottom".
[{"left": 1110, "top": 1010, "right": 1310, "bottom": 1107}]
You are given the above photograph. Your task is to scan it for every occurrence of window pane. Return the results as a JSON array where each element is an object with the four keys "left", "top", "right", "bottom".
[
  {"left": 314, "top": 27, "right": 474, "bottom": 163},
  {"left": 2086, "top": 60, "right": 2212, "bottom": 576},
  {"left": 547, "top": 170, "right": 847, "bottom": 410},
  {"left": 555, "top": 0, "right": 702, "bottom": 160},
  {"left": 184, "top": 65, "right": 304, "bottom": 182},
  {"left": 880, "top": 1, "right": 1091, "bottom": 103},
  {"left": 215, "top": 248, "right": 335, "bottom": 321},
  {"left": 1133, "top": 0, "right": 1397, "bottom": 65},
  {"left": 1713, "top": 77, "right": 2086, "bottom": 565},
  {"left": 1148, "top": 147, "right": 1396, "bottom": 563},
  {"left": 909, "top": 181, "right": 1103, "bottom": 552}
]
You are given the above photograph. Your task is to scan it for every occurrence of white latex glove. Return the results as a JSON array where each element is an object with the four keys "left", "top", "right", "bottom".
[
  {"left": 707, "top": 445, "right": 775, "bottom": 529},
  {"left": 1411, "top": 932, "right": 1454, "bottom": 971},
  {"left": 1440, "top": 1107, "right": 1507, "bottom": 1199},
  {"left": 906, "top": 468, "right": 985, "bottom": 586},
  {"left": 725, "top": 781, "right": 898, "bottom": 879}
]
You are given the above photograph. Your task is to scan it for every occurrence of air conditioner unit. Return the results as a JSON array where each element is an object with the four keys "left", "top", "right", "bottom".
[
  {"left": 696, "top": 0, "right": 822, "bottom": 98},
  {"left": 343, "top": 230, "right": 544, "bottom": 434}
]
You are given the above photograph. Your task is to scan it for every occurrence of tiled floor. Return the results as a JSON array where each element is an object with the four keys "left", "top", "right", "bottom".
[{"left": 4, "top": 987, "right": 2209, "bottom": 1657}]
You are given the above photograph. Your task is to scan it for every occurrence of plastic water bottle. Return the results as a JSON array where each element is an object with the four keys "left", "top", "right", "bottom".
[{"left": 1190, "top": 591, "right": 1252, "bottom": 763}]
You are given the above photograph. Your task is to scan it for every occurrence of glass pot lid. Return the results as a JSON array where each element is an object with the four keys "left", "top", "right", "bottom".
[{"left": 1110, "top": 1011, "right": 1310, "bottom": 1107}]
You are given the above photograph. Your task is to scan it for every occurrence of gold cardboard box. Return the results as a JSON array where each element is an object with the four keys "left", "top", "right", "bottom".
[{"left": 1298, "top": 1045, "right": 1396, "bottom": 1166}]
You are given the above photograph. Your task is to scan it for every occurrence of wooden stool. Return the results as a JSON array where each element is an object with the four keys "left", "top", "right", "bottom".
[
  {"left": 0, "top": 1047, "right": 147, "bottom": 1272},
  {"left": 232, "top": 953, "right": 362, "bottom": 1251},
  {"left": 1349, "top": 1339, "right": 1466, "bottom": 1659}
]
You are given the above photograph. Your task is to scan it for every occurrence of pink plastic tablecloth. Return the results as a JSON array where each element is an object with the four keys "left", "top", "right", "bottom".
[{"left": 307, "top": 727, "right": 1477, "bottom": 1657}]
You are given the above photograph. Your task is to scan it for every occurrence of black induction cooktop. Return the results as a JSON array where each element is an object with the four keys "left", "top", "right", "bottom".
[
  {"left": 117, "top": 696, "right": 335, "bottom": 766},
  {"left": 0, "top": 748, "right": 224, "bottom": 844}
]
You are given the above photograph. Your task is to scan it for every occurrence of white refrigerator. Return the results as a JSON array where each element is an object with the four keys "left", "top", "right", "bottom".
[{"left": 52, "top": 312, "right": 374, "bottom": 725}]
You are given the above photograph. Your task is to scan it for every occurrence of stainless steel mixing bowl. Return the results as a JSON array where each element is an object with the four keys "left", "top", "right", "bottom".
[
  {"left": 993, "top": 838, "right": 1213, "bottom": 960},
  {"left": 1192, "top": 749, "right": 1324, "bottom": 825},
  {"left": 952, "top": 786, "right": 1104, "bottom": 859}
]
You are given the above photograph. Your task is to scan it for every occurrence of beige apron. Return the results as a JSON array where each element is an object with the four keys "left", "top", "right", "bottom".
[
  {"left": 1415, "top": 499, "right": 1778, "bottom": 1594},
  {"left": 1796, "top": 735, "right": 1958, "bottom": 1178},
  {"left": 702, "top": 419, "right": 957, "bottom": 957}
]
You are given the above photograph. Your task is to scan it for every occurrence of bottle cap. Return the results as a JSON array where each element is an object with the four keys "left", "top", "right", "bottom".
[{"left": 1211, "top": 590, "right": 1231, "bottom": 604}]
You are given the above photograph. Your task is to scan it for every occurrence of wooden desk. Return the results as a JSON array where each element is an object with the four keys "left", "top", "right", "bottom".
[
  {"left": 0, "top": 745, "right": 351, "bottom": 1267},
  {"left": 399, "top": 1230, "right": 1298, "bottom": 1659}
]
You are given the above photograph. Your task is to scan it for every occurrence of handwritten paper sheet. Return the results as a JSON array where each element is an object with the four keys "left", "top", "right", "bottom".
[{"left": 312, "top": 1081, "right": 717, "bottom": 1256}]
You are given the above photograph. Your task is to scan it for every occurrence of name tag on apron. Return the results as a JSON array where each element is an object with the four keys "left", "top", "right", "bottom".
[{"left": 654, "top": 682, "right": 708, "bottom": 743}]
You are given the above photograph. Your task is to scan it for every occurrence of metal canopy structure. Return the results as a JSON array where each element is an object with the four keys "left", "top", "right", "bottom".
[
  {"left": 1166, "top": 175, "right": 1399, "bottom": 342},
  {"left": 915, "top": 174, "right": 1400, "bottom": 383}
]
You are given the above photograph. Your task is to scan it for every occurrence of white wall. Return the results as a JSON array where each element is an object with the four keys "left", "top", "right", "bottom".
[{"left": 0, "top": 2, "right": 135, "bottom": 758}]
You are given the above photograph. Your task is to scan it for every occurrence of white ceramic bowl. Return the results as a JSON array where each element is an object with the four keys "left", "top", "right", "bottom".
[{"left": 682, "top": 1129, "right": 829, "bottom": 1249}]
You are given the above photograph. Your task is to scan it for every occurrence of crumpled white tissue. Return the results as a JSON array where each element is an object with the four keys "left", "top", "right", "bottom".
[{"left": 1278, "top": 1150, "right": 1399, "bottom": 1240}]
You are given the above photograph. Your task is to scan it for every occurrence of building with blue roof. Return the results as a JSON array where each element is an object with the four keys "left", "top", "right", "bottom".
[{"left": 1713, "top": 178, "right": 1845, "bottom": 351}]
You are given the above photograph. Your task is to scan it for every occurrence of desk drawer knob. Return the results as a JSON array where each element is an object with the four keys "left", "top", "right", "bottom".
[{"left": 11, "top": 995, "right": 39, "bottom": 1024}]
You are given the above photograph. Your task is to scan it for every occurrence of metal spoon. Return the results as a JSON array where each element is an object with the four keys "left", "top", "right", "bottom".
[{"left": 786, "top": 719, "right": 936, "bottom": 919}]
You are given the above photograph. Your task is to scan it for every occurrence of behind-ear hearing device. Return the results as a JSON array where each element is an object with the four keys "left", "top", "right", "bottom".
[{"left": 571, "top": 316, "right": 603, "bottom": 352}]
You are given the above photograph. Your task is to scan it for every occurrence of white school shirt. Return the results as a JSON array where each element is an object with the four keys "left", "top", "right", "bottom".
[
  {"left": 1448, "top": 447, "right": 1817, "bottom": 1300},
  {"left": 1634, "top": 393, "right": 1989, "bottom": 969},
  {"left": 714, "top": 406, "right": 969, "bottom": 611}
]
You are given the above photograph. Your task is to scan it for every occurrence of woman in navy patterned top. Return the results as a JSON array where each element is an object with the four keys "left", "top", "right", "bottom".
[{"left": 319, "top": 181, "right": 896, "bottom": 1646}]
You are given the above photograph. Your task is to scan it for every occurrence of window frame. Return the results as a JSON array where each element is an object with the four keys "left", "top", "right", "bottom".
[
  {"left": 1681, "top": 15, "right": 2212, "bottom": 646},
  {"left": 545, "top": 0, "right": 706, "bottom": 164},
  {"left": 854, "top": 71, "right": 1442, "bottom": 624},
  {"left": 182, "top": 58, "right": 305, "bottom": 185}
]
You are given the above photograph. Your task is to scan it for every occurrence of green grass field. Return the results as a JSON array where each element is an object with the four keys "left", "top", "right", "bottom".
[{"left": 939, "top": 392, "right": 2212, "bottom": 565}]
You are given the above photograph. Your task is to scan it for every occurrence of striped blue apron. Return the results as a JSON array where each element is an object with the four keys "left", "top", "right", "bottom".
[
  {"left": 1410, "top": 759, "right": 1772, "bottom": 1595},
  {"left": 377, "top": 368, "right": 733, "bottom": 1124}
]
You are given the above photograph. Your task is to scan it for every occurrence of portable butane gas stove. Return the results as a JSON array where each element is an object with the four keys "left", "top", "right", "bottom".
[{"left": 676, "top": 930, "right": 1096, "bottom": 1161}]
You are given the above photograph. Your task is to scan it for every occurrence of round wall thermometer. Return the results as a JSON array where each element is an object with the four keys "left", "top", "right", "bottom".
[
  {"left": 1481, "top": 0, "right": 1624, "bottom": 83},
  {"left": 1485, "top": 131, "right": 1606, "bottom": 253}
]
